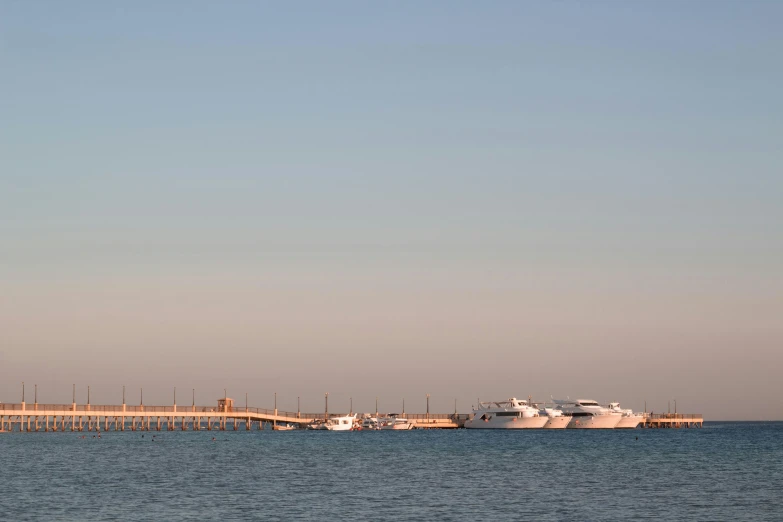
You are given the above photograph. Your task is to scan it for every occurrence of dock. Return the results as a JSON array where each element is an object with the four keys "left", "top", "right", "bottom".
[
  {"left": 0, "top": 401, "right": 702, "bottom": 432},
  {"left": 642, "top": 413, "right": 703, "bottom": 428},
  {"left": 0, "top": 401, "right": 468, "bottom": 432}
]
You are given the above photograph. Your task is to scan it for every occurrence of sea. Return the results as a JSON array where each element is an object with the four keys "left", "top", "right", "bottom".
[{"left": 1, "top": 422, "right": 781, "bottom": 521}]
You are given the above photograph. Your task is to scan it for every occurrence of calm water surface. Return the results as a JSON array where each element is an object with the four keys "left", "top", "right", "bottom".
[{"left": 1, "top": 422, "right": 781, "bottom": 521}]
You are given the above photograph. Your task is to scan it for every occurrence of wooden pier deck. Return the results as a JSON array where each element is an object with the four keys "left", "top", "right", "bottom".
[
  {"left": 642, "top": 413, "right": 703, "bottom": 428},
  {"left": 0, "top": 402, "right": 313, "bottom": 432},
  {"left": 0, "top": 402, "right": 468, "bottom": 432}
]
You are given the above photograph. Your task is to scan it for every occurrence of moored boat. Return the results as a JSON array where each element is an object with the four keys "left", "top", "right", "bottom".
[
  {"left": 321, "top": 413, "right": 358, "bottom": 431},
  {"left": 553, "top": 399, "right": 622, "bottom": 429},
  {"left": 361, "top": 416, "right": 380, "bottom": 430},
  {"left": 607, "top": 402, "right": 644, "bottom": 428},
  {"left": 379, "top": 415, "right": 413, "bottom": 430},
  {"left": 539, "top": 406, "right": 572, "bottom": 429},
  {"left": 273, "top": 423, "right": 297, "bottom": 431},
  {"left": 465, "top": 397, "right": 548, "bottom": 429}
]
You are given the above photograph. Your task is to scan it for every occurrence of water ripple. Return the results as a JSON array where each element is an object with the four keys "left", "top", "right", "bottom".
[{"left": 1, "top": 422, "right": 781, "bottom": 521}]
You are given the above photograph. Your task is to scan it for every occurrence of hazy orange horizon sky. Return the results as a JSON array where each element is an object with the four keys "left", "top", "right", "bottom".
[{"left": 2, "top": 2, "right": 781, "bottom": 420}]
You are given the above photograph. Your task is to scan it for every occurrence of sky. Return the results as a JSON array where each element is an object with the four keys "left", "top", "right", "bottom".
[{"left": 1, "top": 1, "right": 781, "bottom": 420}]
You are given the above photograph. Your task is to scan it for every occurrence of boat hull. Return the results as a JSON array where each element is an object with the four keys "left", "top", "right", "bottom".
[
  {"left": 380, "top": 424, "right": 413, "bottom": 430},
  {"left": 543, "top": 416, "right": 571, "bottom": 429},
  {"left": 567, "top": 414, "right": 622, "bottom": 429},
  {"left": 465, "top": 416, "right": 548, "bottom": 429},
  {"left": 615, "top": 416, "right": 643, "bottom": 429},
  {"left": 321, "top": 414, "right": 357, "bottom": 431}
]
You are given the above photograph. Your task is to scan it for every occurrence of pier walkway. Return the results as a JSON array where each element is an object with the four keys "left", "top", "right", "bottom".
[
  {"left": 0, "top": 402, "right": 467, "bottom": 432},
  {"left": 642, "top": 413, "right": 703, "bottom": 428}
]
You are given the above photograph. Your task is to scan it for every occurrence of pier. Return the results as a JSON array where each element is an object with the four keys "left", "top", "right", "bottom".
[
  {"left": 0, "top": 400, "right": 468, "bottom": 432},
  {"left": 642, "top": 413, "right": 703, "bottom": 428},
  {"left": 0, "top": 397, "right": 701, "bottom": 432}
]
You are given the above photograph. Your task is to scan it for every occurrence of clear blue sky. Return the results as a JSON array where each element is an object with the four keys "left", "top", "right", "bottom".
[{"left": 1, "top": 1, "right": 781, "bottom": 419}]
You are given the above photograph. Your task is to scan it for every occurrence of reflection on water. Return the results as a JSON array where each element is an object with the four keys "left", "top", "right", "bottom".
[{"left": 1, "top": 422, "right": 781, "bottom": 520}]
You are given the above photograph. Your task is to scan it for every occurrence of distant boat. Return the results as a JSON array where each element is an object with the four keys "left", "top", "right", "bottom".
[
  {"left": 552, "top": 399, "right": 622, "bottom": 429},
  {"left": 273, "top": 423, "right": 297, "bottom": 431},
  {"left": 464, "top": 397, "right": 548, "bottom": 429},
  {"left": 320, "top": 414, "right": 357, "bottom": 431},
  {"left": 606, "top": 402, "right": 644, "bottom": 429},
  {"left": 361, "top": 416, "right": 380, "bottom": 430},
  {"left": 539, "top": 406, "right": 572, "bottom": 429},
  {"left": 379, "top": 415, "right": 413, "bottom": 430}
]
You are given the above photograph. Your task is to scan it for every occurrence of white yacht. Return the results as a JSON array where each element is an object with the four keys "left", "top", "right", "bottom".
[
  {"left": 553, "top": 399, "right": 622, "bottom": 429},
  {"left": 320, "top": 414, "right": 357, "bottom": 431},
  {"left": 465, "top": 397, "right": 548, "bottom": 429},
  {"left": 379, "top": 415, "right": 413, "bottom": 430},
  {"left": 539, "top": 406, "right": 571, "bottom": 429},
  {"left": 606, "top": 402, "right": 644, "bottom": 429}
]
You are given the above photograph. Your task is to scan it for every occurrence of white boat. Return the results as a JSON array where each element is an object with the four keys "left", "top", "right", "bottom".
[
  {"left": 607, "top": 402, "right": 644, "bottom": 429},
  {"left": 539, "top": 406, "right": 571, "bottom": 429},
  {"left": 464, "top": 397, "right": 548, "bottom": 429},
  {"left": 361, "top": 416, "right": 380, "bottom": 430},
  {"left": 273, "top": 423, "right": 297, "bottom": 431},
  {"left": 320, "top": 414, "right": 357, "bottom": 431},
  {"left": 379, "top": 415, "right": 413, "bottom": 430},
  {"left": 553, "top": 399, "right": 622, "bottom": 429}
]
